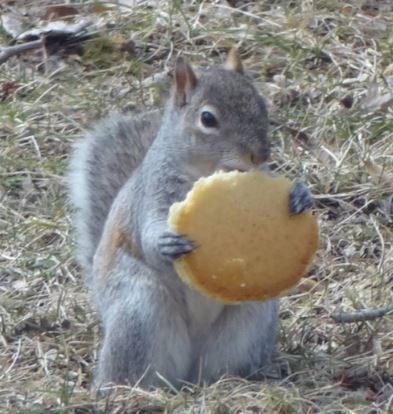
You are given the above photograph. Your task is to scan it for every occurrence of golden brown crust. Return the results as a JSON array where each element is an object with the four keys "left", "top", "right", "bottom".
[{"left": 168, "top": 171, "right": 319, "bottom": 303}]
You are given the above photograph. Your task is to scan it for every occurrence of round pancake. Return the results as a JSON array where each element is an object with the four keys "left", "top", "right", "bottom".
[{"left": 168, "top": 171, "right": 318, "bottom": 303}]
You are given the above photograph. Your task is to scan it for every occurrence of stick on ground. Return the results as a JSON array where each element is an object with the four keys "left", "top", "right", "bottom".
[
  {"left": 0, "top": 39, "right": 44, "bottom": 64},
  {"left": 331, "top": 304, "right": 393, "bottom": 323}
]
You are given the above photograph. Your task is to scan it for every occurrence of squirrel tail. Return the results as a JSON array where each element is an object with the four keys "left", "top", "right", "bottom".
[{"left": 68, "top": 110, "right": 161, "bottom": 279}]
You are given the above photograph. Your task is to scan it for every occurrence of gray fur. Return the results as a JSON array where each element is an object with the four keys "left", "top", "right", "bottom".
[
  {"left": 68, "top": 110, "right": 161, "bottom": 281},
  {"left": 68, "top": 58, "right": 311, "bottom": 389}
]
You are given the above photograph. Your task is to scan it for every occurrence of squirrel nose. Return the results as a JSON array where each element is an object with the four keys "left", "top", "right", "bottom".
[{"left": 250, "top": 146, "right": 270, "bottom": 166}]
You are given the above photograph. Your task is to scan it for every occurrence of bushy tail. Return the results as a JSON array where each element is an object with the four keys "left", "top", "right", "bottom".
[{"left": 68, "top": 110, "right": 161, "bottom": 278}]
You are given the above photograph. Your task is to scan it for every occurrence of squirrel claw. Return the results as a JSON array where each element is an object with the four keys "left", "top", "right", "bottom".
[
  {"left": 289, "top": 181, "right": 314, "bottom": 215},
  {"left": 158, "top": 232, "right": 196, "bottom": 261}
]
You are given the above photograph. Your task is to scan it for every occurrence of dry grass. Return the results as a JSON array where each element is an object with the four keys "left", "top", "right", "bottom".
[{"left": 1, "top": 0, "right": 392, "bottom": 412}]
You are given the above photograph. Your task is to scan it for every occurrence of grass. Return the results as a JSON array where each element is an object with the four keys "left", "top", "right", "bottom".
[{"left": 0, "top": 0, "right": 392, "bottom": 412}]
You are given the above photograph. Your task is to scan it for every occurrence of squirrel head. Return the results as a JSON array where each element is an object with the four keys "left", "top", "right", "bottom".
[{"left": 167, "top": 48, "right": 270, "bottom": 176}]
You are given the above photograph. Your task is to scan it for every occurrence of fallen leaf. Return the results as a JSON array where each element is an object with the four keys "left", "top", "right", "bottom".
[
  {"left": 88, "top": 4, "right": 109, "bottom": 14},
  {"left": 42, "top": 5, "right": 79, "bottom": 21},
  {"left": 340, "top": 5, "right": 355, "bottom": 14}
]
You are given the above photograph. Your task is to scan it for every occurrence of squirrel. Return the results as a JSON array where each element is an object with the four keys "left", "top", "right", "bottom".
[{"left": 68, "top": 49, "right": 313, "bottom": 388}]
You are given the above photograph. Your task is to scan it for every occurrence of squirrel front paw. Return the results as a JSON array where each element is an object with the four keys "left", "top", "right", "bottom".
[
  {"left": 289, "top": 181, "right": 314, "bottom": 215},
  {"left": 158, "top": 232, "right": 196, "bottom": 262}
]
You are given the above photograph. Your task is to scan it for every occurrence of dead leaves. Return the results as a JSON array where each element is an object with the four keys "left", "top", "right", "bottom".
[{"left": 42, "top": 5, "right": 79, "bottom": 22}]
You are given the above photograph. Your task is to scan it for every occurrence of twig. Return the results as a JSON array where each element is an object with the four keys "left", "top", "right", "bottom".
[
  {"left": 331, "top": 304, "right": 393, "bottom": 323},
  {"left": 0, "top": 39, "right": 44, "bottom": 64}
]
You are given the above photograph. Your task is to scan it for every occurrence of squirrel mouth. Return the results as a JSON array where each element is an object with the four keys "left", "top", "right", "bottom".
[{"left": 220, "top": 165, "right": 250, "bottom": 173}]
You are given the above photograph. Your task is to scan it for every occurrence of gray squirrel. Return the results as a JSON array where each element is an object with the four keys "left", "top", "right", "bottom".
[{"left": 68, "top": 49, "right": 313, "bottom": 388}]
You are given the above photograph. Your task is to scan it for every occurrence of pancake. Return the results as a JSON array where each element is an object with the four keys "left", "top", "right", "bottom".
[{"left": 168, "top": 171, "right": 318, "bottom": 303}]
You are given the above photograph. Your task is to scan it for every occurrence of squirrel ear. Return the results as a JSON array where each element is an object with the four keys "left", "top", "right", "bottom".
[
  {"left": 225, "top": 48, "right": 244, "bottom": 74},
  {"left": 174, "top": 57, "right": 198, "bottom": 107}
]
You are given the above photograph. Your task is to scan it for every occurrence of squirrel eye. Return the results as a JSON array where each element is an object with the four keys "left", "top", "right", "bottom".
[{"left": 201, "top": 111, "right": 218, "bottom": 128}]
